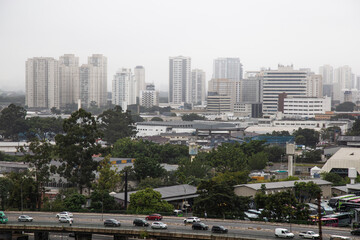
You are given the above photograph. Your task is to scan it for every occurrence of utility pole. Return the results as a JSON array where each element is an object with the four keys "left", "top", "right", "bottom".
[
  {"left": 124, "top": 170, "right": 128, "bottom": 210},
  {"left": 317, "top": 193, "right": 323, "bottom": 240}
]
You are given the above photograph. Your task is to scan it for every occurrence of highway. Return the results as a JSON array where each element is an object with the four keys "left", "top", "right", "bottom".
[{"left": 4, "top": 211, "right": 357, "bottom": 240}]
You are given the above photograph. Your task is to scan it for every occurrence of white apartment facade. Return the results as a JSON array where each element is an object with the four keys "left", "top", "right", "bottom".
[
  {"left": 169, "top": 56, "right": 191, "bottom": 104},
  {"left": 140, "top": 83, "right": 159, "bottom": 108},
  {"left": 112, "top": 68, "right": 136, "bottom": 110},
  {"left": 213, "top": 58, "right": 243, "bottom": 81},
  {"left": 283, "top": 96, "right": 331, "bottom": 118},
  {"left": 191, "top": 69, "right": 206, "bottom": 105},
  {"left": 134, "top": 66, "right": 145, "bottom": 102},
  {"left": 319, "top": 65, "right": 333, "bottom": 84},
  {"left": 26, "top": 57, "right": 59, "bottom": 109},
  {"left": 58, "top": 54, "right": 79, "bottom": 108}
]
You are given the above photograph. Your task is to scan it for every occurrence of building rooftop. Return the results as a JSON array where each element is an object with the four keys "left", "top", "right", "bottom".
[
  {"left": 113, "top": 184, "right": 198, "bottom": 202},
  {"left": 235, "top": 179, "right": 331, "bottom": 190}
]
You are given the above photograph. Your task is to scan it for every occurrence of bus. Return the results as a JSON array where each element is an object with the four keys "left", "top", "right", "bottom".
[
  {"left": 322, "top": 217, "right": 339, "bottom": 227},
  {"left": 350, "top": 198, "right": 360, "bottom": 203},
  {"left": 0, "top": 211, "right": 8, "bottom": 224},
  {"left": 338, "top": 196, "right": 360, "bottom": 209},
  {"left": 329, "top": 194, "right": 355, "bottom": 208},
  {"left": 323, "top": 213, "right": 352, "bottom": 227}
]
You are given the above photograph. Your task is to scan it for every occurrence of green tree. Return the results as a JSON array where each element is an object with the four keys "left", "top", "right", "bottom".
[
  {"left": 19, "top": 139, "right": 56, "bottom": 210},
  {"left": 264, "top": 145, "right": 286, "bottom": 162},
  {"left": 89, "top": 190, "right": 119, "bottom": 212},
  {"left": 50, "top": 107, "right": 61, "bottom": 115},
  {"left": 176, "top": 153, "right": 211, "bottom": 183},
  {"left": 194, "top": 177, "right": 250, "bottom": 218},
  {"left": 26, "top": 117, "right": 64, "bottom": 140},
  {"left": 0, "top": 178, "right": 13, "bottom": 209},
  {"left": 181, "top": 113, "right": 206, "bottom": 121},
  {"left": 55, "top": 109, "right": 102, "bottom": 193},
  {"left": 128, "top": 188, "right": 174, "bottom": 213},
  {"left": 248, "top": 152, "right": 268, "bottom": 170},
  {"left": 321, "top": 126, "right": 341, "bottom": 142},
  {"left": 348, "top": 119, "right": 360, "bottom": 136},
  {"left": 133, "top": 157, "right": 166, "bottom": 181},
  {"left": 98, "top": 106, "right": 135, "bottom": 145},
  {"left": 298, "top": 149, "right": 322, "bottom": 163},
  {"left": 92, "top": 155, "right": 122, "bottom": 192},
  {"left": 294, "top": 181, "right": 322, "bottom": 203},
  {"left": 206, "top": 142, "right": 248, "bottom": 173},
  {"left": 63, "top": 193, "right": 86, "bottom": 211},
  {"left": 293, "top": 128, "right": 319, "bottom": 147},
  {"left": 321, "top": 172, "right": 347, "bottom": 186},
  {"left": 151, "top": 117, "right": 163, "bottom": 121},
  {"left": 336, "top": 102, "right": 355, "bottom": 112},
  {"left": 0, "top": 104, "right": 27, "bottom": 141}
]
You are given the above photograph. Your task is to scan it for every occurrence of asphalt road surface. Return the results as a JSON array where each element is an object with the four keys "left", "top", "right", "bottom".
[{"left": 4, "top": 211, "right": 358, "bottom": 240}]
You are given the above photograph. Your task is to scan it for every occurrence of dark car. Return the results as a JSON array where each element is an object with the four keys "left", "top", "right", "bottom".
[
  {"left": 212, "top": 225, "right": 228, "bottom": 233},
  {"left": 133, "top": 218, "right": 150, "bottom": 227},
  {"left": 104, "top": 219, "right": 121, "bottom": 227},
  {"left": 351, "top": 229, "right": 360, "bottom": 236},
  {"left": 192, "top": 222, "right": 208, "bottom": 230},
  {"left": 145, "top": 214, "right": 162, "bottom": 221}
]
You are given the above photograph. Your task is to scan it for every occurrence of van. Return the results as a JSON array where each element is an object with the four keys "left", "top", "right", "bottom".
[
  {"left": 275, "top": 228, "right": 294, "bottom": 238},
  {"left": 173, "top": 209, "right": 183, "bottom": 217},
  {"left": 0, "top": 211, "right": 8, "bottom": 224}
]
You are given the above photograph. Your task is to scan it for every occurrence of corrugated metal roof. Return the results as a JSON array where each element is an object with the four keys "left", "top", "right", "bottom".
[
  {"left": 113, "top": 184, "right": 197, "bottom": 202},
  {"left": 234, "top": 179, "right": 331, "bottom": 190}
]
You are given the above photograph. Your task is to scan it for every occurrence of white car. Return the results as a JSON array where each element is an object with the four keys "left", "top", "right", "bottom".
[
  {"left": 18, "top": 215, "right": 33, "bottom": 222},
  {"left": 59, "top": 216, "right": 73, "bottom": 223},
  {"left": 275, "top": 228, "right": 294, "bottom": 238},
  {"left": 151, "top": 221, "right": 167, "bottom": 229},
  {"left": 184, "top": 217, "right": 201, "bottom": 223},
  {"left": 56, "top": 212, "right": 73, "bottom": 218}
]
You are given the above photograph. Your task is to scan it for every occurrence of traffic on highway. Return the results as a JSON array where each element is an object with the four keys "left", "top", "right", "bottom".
[{"left": 0, "top": 211, "right": 356, "bottom": 240}]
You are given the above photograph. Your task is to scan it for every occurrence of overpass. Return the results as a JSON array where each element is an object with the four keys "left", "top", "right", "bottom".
[{"left": 0, "top": 225, "right": 260, "bottom": 240}]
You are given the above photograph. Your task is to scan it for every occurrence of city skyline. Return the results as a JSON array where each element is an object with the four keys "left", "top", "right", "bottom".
[{"left": 0, "top": 0, "right": 359, "bottom": 92}]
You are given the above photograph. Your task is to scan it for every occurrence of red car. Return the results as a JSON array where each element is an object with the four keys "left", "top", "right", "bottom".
[{"left": 145, "top": 214, "right": 162, "bottom": 221}]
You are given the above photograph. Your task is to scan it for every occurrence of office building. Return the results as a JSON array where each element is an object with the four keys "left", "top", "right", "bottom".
[
  {"left": 112, "top": 68, "right": 135, "bottom": 110},
  {"left": 26, "top": 57, "right": 59, "bottom": 109},
  {"left": 238, "top": 77, "right": 263, "bottom": 103},
  {"left": 281, "top": 96, "right": 331, "bottom": 119},
  {"left": 140, "top": 83, "right": 159, "bottom": 108},
  {"left": 261, "top": 65, "right": 322, "bottom": 116},
  {"left": 58, "top": 54, "right": 79, "bottom": 108},
  {"left": 207, "top": 93, "right": 232, "bottom": 112},
  {"left": 169, "top": 56, "right": 191, "bottom": 104},
  {"left": 333, "top": 66, "right": 352, "bottom": 102},
  {"left": 319, "top": 65, "right": 333, "bottom": 84},
  {"left": 134, "top": 66, "right": 145, "bottom": 102},
  {"left": 213, "top": 58, "right": 243, "bottom": 81},
  {"left": 191, "top": 69, "right": 206, "bottom": 105}
]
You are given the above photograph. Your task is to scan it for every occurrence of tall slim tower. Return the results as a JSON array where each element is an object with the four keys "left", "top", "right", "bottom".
[
  {"left": 334, "top": 65, "right": 352, "bottom": 102},
  {"left": 134, "top": 66, "right": 145, "bottom": 103},
  {"left": 87, "top": 54, "right": 107, "bottom": 107},
  {"left": 169, "top": 56, "right": 191, "bottom": 104},
  {"left": 112, "top": 68, "right": 136, "bottom": 110},
  {"left": 79, "top": 64, "right": 91, "bottom": 107},
  {"left": 191, "top": 69, "right": 206, "bottom": 105},
  {"left": 59, "top": 54, "right": 79, "bottom": 108},
  {"left": 26, "top": 57, "right": 59, "bottom": 109},
  {"left": 319, "top": 65, "right": 333, "bottom": 84},
  {"left": 213, "top": 58, "right": 243, "bottom": 81}
]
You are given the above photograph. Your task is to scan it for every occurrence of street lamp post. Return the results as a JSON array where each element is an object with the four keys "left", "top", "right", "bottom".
[{"left": 20, "top": 183, "right": 23, "bottom": 214}]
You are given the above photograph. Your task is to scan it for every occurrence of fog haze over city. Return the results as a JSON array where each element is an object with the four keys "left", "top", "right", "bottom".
[{"left": 0, "top": 0, "right": 359, "bottom": 91}]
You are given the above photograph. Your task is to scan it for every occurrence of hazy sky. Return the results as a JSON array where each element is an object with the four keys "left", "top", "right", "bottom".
[{"left": 0, "top": 0, "right": 359, "bottom": 92}]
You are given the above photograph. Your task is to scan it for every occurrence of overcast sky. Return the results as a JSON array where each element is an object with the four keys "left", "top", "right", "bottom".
[{"left": 0, "top": 0, "right": 359, "bottom": 92}]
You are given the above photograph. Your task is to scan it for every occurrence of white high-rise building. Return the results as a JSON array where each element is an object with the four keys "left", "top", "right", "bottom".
[
  {"left": 213, "top": 58, "right": 243, "bottom": 81},
  {"left": 59, "top": 54, "right": 79, "bottom": 108},
  {"left": 169, "top": 56, "right": 191, "bottom": 104},
  {"left": 26, "top": 57, "right": 59, "bottom": 109},
  {"left": 140, "top": 83, "right": 159, "bottom": 108},
  {"left": 334, "top": 65, "right": 352, "bottom": 102},
  {"left": 191, "top": 69, "right": 206, "bottom": 105},
  {"left": 319, "top": 65, "right": 333, "bottom": 84},
  {"left": 112, "top": 68, "right": 136, "bottom": 110},
  {"left": 261, "top": 65, "right": 323, "bottom": 115},
  {"left": 134, "top": 66, "right": 145, "bottom": 103},
  {"left": 87, "top": 54, "right": 107, "bottom": 107}
]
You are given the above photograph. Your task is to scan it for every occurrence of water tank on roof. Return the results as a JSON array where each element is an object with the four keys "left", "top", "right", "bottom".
[{"left": 349, "top": 167, "right": 357, "bottom": 184}]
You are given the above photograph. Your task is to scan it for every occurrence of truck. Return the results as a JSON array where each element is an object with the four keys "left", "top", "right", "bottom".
[
  {"left": 0, "top": 211, "right": 8, "bottom": 224},
  {"left": 275, "top": 228, "right": 294, "bottom": 238},
  {"left": 299, "top": 231, "right": 320, "bottom": 239}
]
